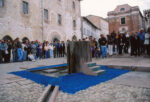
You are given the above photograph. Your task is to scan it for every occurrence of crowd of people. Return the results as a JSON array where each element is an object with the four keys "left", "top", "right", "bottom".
[
  {"left": 0, "top": 27, "right": 150, "bottom": 64},
  {"left": 85, "top": 27, "right": 150, "bottom": 58},
  {"left": 0, "top": 38, "right": 66, "bottom": 63}
]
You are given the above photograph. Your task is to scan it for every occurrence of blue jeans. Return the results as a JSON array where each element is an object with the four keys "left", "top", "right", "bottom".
[
  {"left": 23, "top": 51, "right": 27, "bottom": 61},
  {"left": 45, "top": 51, "right": 49, "bottom": 58},
  {"left": 17, "top": 48, "right": 23, "bottom": 61},
  {"left": 50, "top": 50, "right": 53, "bottom": 58},
  {"left": 101, "top": 46, "right": 107, "bottom": 58},
  {"left": 94, "top": 50, "right": 98, "bottom": 58},
  {"left": 12, "top": 49, "right": 17, "bottom": 62}
]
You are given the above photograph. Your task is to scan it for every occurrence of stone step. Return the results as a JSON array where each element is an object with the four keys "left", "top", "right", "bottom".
[
  {"left": 86, "top": 62, "right": 96, "bottom": 67},
  {"left": 42, "top": 69, "right": 58, "bottom": 73},
  {"left": 93, "top": 70, "right": 106, "bottom": 76},
  {"left": 88, "top": 66, "right": 101, "bottom": 71}
]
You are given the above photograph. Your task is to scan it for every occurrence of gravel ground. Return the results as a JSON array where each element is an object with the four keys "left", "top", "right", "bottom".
[
  {"left": 0, "top": 81, "right": 44, "bottom": 102},
  {"left": 56, "top": 82, "right": 150, "bottom": 102}
]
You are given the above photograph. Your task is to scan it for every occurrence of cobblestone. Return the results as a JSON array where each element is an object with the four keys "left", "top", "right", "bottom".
[{"left": 0, "top": 57, "right": 150, "bottom": 102}]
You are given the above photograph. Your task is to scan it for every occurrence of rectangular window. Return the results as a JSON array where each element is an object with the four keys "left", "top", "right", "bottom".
[
  {"left": 121, "top": 17, "right": 126, "bottom": 24},
  {"left": 58, "top": 14, "right": 62, "bottom": 25},
  {"left": 72, "top": 1, "right": 75, "bottom": 9},
  {"left": 0, "top": 0, "right": 4, "bottom": 7},
  {"left": 44, "top": 9, "right": 48, "bottom": 20},
  {"left": 23, "top": 1, "right": 28, "bottom": 14},
  {"left": 73, "top": 20, "right": 76, "bottom": 28}
]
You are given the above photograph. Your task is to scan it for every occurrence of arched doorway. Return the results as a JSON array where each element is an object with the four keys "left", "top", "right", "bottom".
[
  {"left": 22, "top": 37, "right": 29, "bottom": 43},
  {"left": 72, "top": 35, "right": 77, "bottom": 41},
  {"left": 3, "top": 35, "right": 13, "bottom": 42},
  {"left": 50, "top": 32, "right": 61, "bottom": 43},
  {"left": 53, "top": 37, "right": 59, "bottom": 42}
]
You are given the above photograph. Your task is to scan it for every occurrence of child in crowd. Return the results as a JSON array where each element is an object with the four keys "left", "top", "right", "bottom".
[{"left": 28, "top": 52, "right": 36, "bottom": 61}]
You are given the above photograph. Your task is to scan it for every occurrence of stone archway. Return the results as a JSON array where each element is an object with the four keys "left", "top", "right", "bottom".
[
  {"left": 72, "top": 35, "right": 77, "bottom": 41},
  {"left": 49, "top": 32, "right": 61, "bottom": 42},
  {"left": 3, "top": 35, "right": 13, "bottom": 42},
  {"left": 22, "top": 37, "right": 29, "bottom": 43},
  {"left": 53, "top": 37, "right": 59, "bottom": 42}
]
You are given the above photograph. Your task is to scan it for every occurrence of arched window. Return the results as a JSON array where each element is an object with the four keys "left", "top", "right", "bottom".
[{"left": 3, "top": 35, "right": 13, "bottom": 42}]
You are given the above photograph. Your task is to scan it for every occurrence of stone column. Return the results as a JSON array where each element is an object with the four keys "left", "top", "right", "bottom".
[{"left": 67, "top": 41, "right": 92, "bottom": 74}]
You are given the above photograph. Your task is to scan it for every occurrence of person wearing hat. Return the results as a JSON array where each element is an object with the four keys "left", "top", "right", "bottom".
[{"left": 137, "top": 28, "right": 145, "bottom": 55}]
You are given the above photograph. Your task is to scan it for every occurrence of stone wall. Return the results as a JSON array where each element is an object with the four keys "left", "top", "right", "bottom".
[
  {"left": 108, "top": 4, "right": 144, "bottom": 34},
  {"left": 0, "top": 0, "right": 81, "bottom": 42},
  {"left": 86, "top": 15, "right": 109, "bottom": 36},
  {"left": 67, "top": 41, "right": 92, "bottom": 74}
]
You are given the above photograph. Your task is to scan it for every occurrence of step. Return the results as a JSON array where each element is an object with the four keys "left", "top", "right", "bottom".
[
  {"left": 42, "top": 69, "right": 58, "bottom": 73},
  {"left": 86, "top": 62, "right": 96, "bottom": 67},
  {"left": 88, "top": 66, "right": 101, "bottom": 71},
  {"left": 93, "top": 70, "right": 106, "bottom": 76}
]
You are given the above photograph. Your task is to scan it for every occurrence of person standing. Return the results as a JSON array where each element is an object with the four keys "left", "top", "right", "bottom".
[
  {"left": 12, "top": 39, "right": 18, "bottom": 62},
  {"left": 98, "top": 34, "right": 107, "bottom": 58},
  {"left": 0, "top": 40, "right": 8, "bottom": 63},
  {"left": 56, "top": 41, "right": 61, "bottom": 57},
  {"left": 59, "top": 42, "right": 63, "bottom": 57},
  {"left": 37, "top": 42, "right": 42, "bottom": 59},
  {"left": 137, "top": 28, "right": 145, "bottom": 54},
  {"left": 44, "top": 42, "right": 49, "bottom": 58},
  {"left": 16, "top": 38, "right": 23, "bottom": 62},
  {"left": 53, "top": 41, "right": 57, "bottom": 58},
  {"left": 22, "top": 41, "right": 28, "bottom": 61},
  {"left": 31, "top": 41, "right": 37, "bottom": 59},
  {"left": 49, "top": 43, "right": 54, "bottom": 58},
  {"left": 6, "top": 40, "right": 12, "bottom": 62},
  {"left": 144, "top": 27, "right": 150, "bottom": 55},
  {"left": 130, "top": 33, "right": 136, "bottom": 56},
  {"left": 118, "top": 34, "right": 124, "bottom": 55},
  {"left": 124, "top": 34, "right": 130, "bottom": 54},
  {"left": 107, "top": 35, "right": 113, "bottom": 56},
  {"left": 62, "top": 41, "right": 65, "bottom": 57}
]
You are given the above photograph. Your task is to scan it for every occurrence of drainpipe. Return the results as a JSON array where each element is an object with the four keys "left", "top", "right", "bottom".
[{"left": 41, "top": 0, "right": 44, "bottom": 42}]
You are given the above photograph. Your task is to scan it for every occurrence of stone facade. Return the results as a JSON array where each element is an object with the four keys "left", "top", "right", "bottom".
[
  {"left": 0, "top": 0, "right": 82, "bottom": 42},
  {"left": 144, "top": 9, "right": 150, "bottom": 30},
  {"left": 82, "top": 17, "right": 101, "bottom": 40},
  {"left": 86, "top": 15, "right": 109, "bottom": 36},
  {"left": 107, "top": 4, "right": 145, "bottom": 35}
]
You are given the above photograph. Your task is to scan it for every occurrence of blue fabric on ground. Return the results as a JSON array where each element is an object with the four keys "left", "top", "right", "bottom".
[
  {"left": 9, "top": 71, "right": 58, "bottom": 86},
  {"left": 28, "top": 63, "right": 67, "bottom": 71},
  {"left": 9, "top": 65, "right": 129, "bottom": 94},
  {"left": 58, "top": 66, "right": 129, "bottom": 94}
]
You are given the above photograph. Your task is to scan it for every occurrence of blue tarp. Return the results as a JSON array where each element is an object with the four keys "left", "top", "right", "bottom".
[{"left": 9, "top": 65, "right": 129, "bottom": 94}]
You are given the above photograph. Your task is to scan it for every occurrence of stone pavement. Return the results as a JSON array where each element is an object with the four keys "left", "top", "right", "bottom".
[
  {"left": 110, "top": 72, "right": 150, "bottom": 88},
  {"left": 0, "top": 58, "right": 67, "bottom": 102},
  {"left": 0, "top": 56, "right": 150, "bottom": 102}
]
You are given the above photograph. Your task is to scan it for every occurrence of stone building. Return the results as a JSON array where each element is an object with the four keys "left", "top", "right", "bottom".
[
  {"left": 86, "top": 15, "right": 109, "bottom": 37},
  {"left": 82, "top": 17, "right": 101, "bottom": 40},
  {"left": 144, "top": 9, "right": 150, "bottom": 30},
  {"left": 0, "top": 0, "right": 82, "bottom": 42},
  {"left": 107, "top": 4, "right": 145, "bottom": 35}
]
